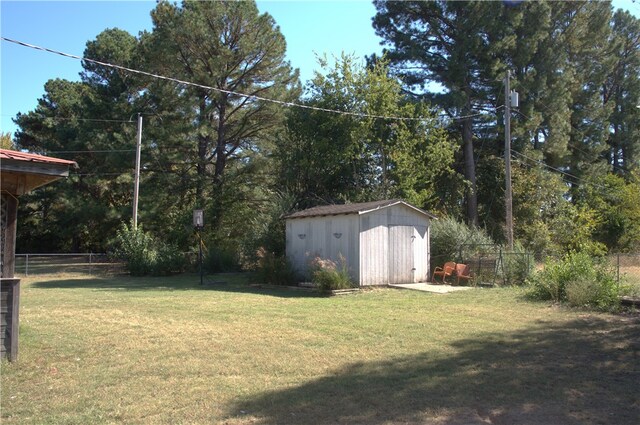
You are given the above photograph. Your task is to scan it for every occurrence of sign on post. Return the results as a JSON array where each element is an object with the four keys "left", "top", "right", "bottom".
[{"left": 193, "top": 209, "right": 204, "bottom": 229}]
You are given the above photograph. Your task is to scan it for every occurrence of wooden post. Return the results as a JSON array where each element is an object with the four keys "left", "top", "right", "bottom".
[
  {"left": 1, "top": 193, "right": 20, "bottom": 361},
  {"left": 1, "top": 194, "right": 18, "bottom": 278},
  {"left": 1, "top": 278, "right": 20, "bottom": 361}
]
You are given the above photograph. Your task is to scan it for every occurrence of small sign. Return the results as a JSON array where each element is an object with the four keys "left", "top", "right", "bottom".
[
  {"left": 193, "top": 209, "right": 204, "bottom": 228},
  {"left": 510, "top": 91, "right": 519, "bottom": 108}
]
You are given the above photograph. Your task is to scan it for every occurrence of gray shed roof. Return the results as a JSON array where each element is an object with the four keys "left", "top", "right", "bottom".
[{"left": 284, "top": 199, "right": 437, "bottom": 219}]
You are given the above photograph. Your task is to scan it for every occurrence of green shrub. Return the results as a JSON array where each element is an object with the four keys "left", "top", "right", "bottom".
[
  {"left": 154, "top": 244, "right": 188, "bottom": 276},
  {"left": 111, "top": 222, "right": 188, "bottom": 276},
  {"left": 527, "top": 251, "right": 619, "bottom": 310},
  {"left": 256, "top": 248, "right": 297, "bottom": 285},
  {"left": 565, "top": 278, "right": 597, "bottom": 307},
  {"left": 111, "top": 223, "right": 157, "bottom": 276},
  {"left": 431, "top": 217, "right": 494, "bottom": 264},
  {"left": 204, "top": 244, "right": 240, "bottom": 273},
  {"left": 620, "top": 282, "right": 640, "bottom": 298},
  {"left": 309, "top": 255, "right": 354, "bottom": 291},
  {"left": 502, "top": 244, "right": 534, "bottom": 286}
]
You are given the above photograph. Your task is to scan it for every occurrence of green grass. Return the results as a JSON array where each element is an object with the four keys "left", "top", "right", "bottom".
[{"left": 2, "top": 273, "right": 639, "bottom": 424}]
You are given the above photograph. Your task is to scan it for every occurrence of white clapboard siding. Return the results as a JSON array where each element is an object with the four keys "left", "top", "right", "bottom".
[{"left": 286, "top": 214, "right": 359, "bottom": 281}]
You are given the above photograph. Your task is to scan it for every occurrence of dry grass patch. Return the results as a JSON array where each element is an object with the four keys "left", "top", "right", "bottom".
[{"left": 2, "top": 273, "right": 639, "bottom": 424}]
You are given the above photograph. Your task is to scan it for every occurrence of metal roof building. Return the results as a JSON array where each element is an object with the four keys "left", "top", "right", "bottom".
[
  {"left": 1, "top": 149, "right": 77, "bottom": 361},
  {"left": 284, "top": 199, "right": 435, "bottom": 286}
]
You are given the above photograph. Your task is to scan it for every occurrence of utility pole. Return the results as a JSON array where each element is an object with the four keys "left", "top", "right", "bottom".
[
  {"left": 133, "top": 113, "right": 142, "bottom": 229},
  {"left": 504, "top": 71, "right": 514, "bottom": 250}
]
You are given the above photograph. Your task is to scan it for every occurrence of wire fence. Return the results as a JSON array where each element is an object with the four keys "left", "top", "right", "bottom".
[
  {"left": 608, "top": 253, "right": 640, "bottom": 287},
  {"left": 432, "top": 247, "right": 640, "bottom": 288},
  {"left": 12, "top": 251, "right": 640, "bottom": 287},
  {"left": 430, "top": 245, "right": 533, "bottom": 286},
  {"left": 15, "top": 253, "right": 125, "bottom": 276},
  {"left": 457, "top": 245, "right": 533, "bottom": 286}
]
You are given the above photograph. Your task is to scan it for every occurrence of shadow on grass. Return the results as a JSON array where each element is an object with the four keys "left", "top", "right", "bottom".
[
  {"left": 229, "top": 316, "right": 640, "bottom": 425},
  {"left": 29, "top": 273, "right": 323, "bottom": 299}
]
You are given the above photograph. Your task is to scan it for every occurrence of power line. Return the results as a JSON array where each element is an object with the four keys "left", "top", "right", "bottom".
[
  {"left": 519, "top": 98, "right": 628, "bottom": 174},
  {"left": 1, "top": 113, "right": 134, "bottom": 124},
  {"left": 511, "top": 149, "right": 607, "bottom": 191},
  {"left": 46, "top": 149, "right": 135, "bottom": 154},
  {"left": 2, "top": 36, "right": 469, "bottom": 124}
]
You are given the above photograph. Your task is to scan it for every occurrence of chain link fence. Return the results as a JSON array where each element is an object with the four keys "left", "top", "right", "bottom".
[
  {"left": 15, "top": 254, "right": 125, "bottom": 276},
  {"left": 14, "top": 252, "right": 640, "bottom": 287},
  {"left": 431, "top": 248, "right": 640, "bottom": 288},
  {"left": 458, "top": 245, "right": 533, "bottom": 286},
  {"left": 430, "top": 244, "right": 533, "bottom": 286},
  {"left": 608, "top": 253, "right": 640, "bottom": 287}
]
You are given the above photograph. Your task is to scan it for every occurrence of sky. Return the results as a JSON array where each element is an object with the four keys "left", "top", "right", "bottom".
[{"left": 1, "top": 0, "right": 639, "bottom": 138}]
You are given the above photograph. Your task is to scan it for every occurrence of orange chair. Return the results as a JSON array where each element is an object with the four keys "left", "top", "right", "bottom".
[
  {"left": 432, "top": 262, "right": 456, "bottom": 283},
  {"left": 454, "top": 263, "right": 474, "bottom": 285}
]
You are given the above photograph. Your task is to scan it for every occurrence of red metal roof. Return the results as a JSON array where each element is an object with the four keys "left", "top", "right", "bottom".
[{"left": 0, "top": 149, "right": 77, "bottom": 167}]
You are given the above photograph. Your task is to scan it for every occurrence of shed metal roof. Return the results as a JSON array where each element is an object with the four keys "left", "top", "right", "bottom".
[{"left": 284, "top": 199, "right": 436, "bottom": 219}]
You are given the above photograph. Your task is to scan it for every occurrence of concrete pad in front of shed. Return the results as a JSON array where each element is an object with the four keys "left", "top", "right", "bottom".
[{"left": 389, "top": 283, "right": 473, "bottom": 294}]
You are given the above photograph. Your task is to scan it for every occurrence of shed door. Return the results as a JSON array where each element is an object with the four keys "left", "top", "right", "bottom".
[{"left": 389, "top": 225, "right": 415, "bottom": 284}]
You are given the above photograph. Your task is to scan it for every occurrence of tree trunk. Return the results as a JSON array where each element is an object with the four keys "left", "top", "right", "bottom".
[
  {"left": 211, "top": 99, "right": 228, "bottom": 229},
  {"left": 196, "top": 94, "right": 208, "bottom": 207},
  {"left": 462, "top": 116, "right": 478, "bottom": 226},
  {"left": 214, "top": 100, "right": 227, "bottom": 184}
]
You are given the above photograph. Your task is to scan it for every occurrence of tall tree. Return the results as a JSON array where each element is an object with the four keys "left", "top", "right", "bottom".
[
  {"left": 605, "top": 10, "right": 640, "bottom": 175},
  {"left": 278, "top": 55, "right": 458, "bottom": 213},
  {"left": 14, "top": 28, "right": 141, "bottom": 252},
  {"left": 0, "top": 132, "right": 14, "bottom": 149},
  {"left": 141, "top": 0, "right": 299, "bottom": 227},
  {"left": 562, "top": 2, "right": 614, "bottom": 191},
  {"left": 372, "top": 0, "right": 523, "bottom": 226}
]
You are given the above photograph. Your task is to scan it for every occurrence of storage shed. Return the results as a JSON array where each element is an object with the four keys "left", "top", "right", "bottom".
[{"left": 284, "top": 199, "right": 435, "bottom": 286}]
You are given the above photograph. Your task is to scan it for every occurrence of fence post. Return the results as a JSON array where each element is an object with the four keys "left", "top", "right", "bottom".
[
  {"left": 89, "top": 252, "right": 93, "bottom": 275},
  {"left": 617, "top": 253, "right": 620, "bottom": 287}
]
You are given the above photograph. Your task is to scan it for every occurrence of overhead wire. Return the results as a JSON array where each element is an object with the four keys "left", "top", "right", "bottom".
[
  {"left": 2, "top": 36, "right": 488, "bottom": 123},
  {"left": 4, "top": 37, "right": 626, "bottom": 189},
  {"left": 1, "top": 114, "right": 135, "bottom": 123},
  {"left": 520, "top": 95, "right": 629, "bottom": 175},
  {"left": 511, "top": 149, "right": 608, "bottom": 191}
]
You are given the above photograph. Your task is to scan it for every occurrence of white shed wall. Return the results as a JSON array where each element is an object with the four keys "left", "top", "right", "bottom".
[
  {"left": 359, "top": 205, "right": 430, "bottom": 285},
  {"left": 358, "top": 211, "right": 389, "bottom": 286},
  {"left": 285, "top": 215, "right": 359, "bottom": 281}
]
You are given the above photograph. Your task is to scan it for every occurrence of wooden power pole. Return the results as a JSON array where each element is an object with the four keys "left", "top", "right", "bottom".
[
  {"left": 504, "top": 71, "right": 514, "bottom": 250},
  {"left": 133, "top": 113, "right": 142, "bottom": 229}
]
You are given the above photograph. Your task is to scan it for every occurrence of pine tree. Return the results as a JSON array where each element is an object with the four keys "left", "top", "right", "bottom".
[
  {"left": 605, "top": 10, "right": 640, "bottom": 175},
  {"left": 372, "top": 0, "right": 527, "bottom": 226},
  {"left": 14, "top": 29, "right": 141, "bottom": 251},
  {"left": 142, "top": 0, "right": 299, "bottom": 227}
]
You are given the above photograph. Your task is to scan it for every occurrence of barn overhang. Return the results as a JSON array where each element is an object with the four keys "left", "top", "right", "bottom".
[
  {"left": 1, "top": 149, "right": 77, "bottom": 362},
  {"left": 1, "top": 150, "right": 77, "bottom": 195}
]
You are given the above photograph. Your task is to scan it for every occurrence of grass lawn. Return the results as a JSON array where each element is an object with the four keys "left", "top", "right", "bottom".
[{"left": 2, "top": 273, "right": 639, "bottom": 424}]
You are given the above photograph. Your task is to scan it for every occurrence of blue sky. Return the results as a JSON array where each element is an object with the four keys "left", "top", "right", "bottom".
[{"left": 1, "top": 0, "right": 638, "bottom": 137}]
